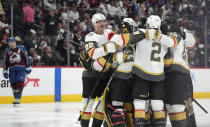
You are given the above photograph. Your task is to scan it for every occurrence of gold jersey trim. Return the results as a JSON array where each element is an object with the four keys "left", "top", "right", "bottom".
[
  {"left": 116, "top": 69, "right": 131, "bottom": 73},
  {"left": 172, "top": 62, "right": 190, "bottom": 71},
  {"left": 133, "top": 64, "right": 164, "bottom": 75}
]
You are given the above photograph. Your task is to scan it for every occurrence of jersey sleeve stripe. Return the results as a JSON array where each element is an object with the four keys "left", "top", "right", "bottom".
[
  {"left": 121, "top": 34, "right": 125, "bottom": 46},
  {"left": 170, "top": 36, "right": 178, "bottom": 48},
  {"left": 90, "top": 48, "right": 96, "bottom": 59},
  {"left": 97, "top": 59, "right": 104, "bottom": 68},
  {"left": 107, "top": 32, "right": 115, "bottom": 41}
]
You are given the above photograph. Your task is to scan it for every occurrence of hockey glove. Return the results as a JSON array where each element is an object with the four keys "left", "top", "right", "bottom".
[
  {"left": 113, "top": 52, "right": 128, "bottom": 64},
  {"left": 3, "top": 71, "right": 9, "bottom": 79},
  {"left": 103, "top": 42, "right": 119, "bottom": 54},
  {"left": 26, "top": 67, "right": 31, "bottom": 74}
]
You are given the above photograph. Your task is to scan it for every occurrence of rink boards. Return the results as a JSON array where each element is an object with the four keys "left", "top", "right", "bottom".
[{"left": 0, "top": 67, "right": 210, "bottom": 104}]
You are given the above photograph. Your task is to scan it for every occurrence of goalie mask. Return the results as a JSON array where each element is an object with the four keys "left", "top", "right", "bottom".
[{"left": 122, "top": 18, "right": 135, "bottom": 33}]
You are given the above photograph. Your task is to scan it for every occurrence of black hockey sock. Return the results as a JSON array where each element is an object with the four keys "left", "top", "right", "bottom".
[
  {"left": 171, "top": 119, "right": 187, "bottom": 127},
  {"left": 91, "top": 118, "right": 103, "bottom": 127},
  {"left": 80, "top": 119, "right": 90, "bottom": 127},
  {"left": 135, "top": 118, "right": 145, "bottom": 127}
]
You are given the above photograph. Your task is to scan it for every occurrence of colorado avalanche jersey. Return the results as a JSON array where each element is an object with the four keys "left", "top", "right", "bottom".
[{"left": 3, "top": 45, "right": 30, "bottom": 71}]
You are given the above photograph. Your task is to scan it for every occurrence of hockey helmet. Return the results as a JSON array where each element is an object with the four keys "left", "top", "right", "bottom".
[
  {"left": 8, "top": 37, "right": 16, "bottom": 43},
  {"left": 123, "top": 18, "right": 135, "bottom": 26},
  {"left": 122, "top": 18, "right": 135, "bottom": 33},
  {"left": 92, "top": 13, "right": 106, "bottom": 24},
  {"left": 162, "top": 15, "right": 182, "bottom": 35},
  {"left": 146, "top": 15, "right": 161, "bottom": 29}
]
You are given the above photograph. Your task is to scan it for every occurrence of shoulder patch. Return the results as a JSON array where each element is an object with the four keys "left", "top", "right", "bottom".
[
  {"left": 168, "top": 32, "right": 182, "bottom": 42},
  {"left": 85, "top": 32, "right": 97, "bottom": 42},
  {"left": 87, "top": 32, "right": 95, "bottom": 37}
]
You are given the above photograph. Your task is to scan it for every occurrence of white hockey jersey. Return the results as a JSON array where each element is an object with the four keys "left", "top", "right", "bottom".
[
  {"left": 84, "top": 29, "right": 113, "bottom": 60},
  {"left": 82, "top": 29, "right": 114, "bottom": 77},
  {"left": 167, "top": 31, "right": 196, "bottom": 75},
  {"left": 184, "top": 29, "right": 196, "bottom": 49},
  {"left": 132, "top": 29, "right": 176, "bottom": 81},
  {"left": 113, "top": 45, "right": 135, "bottom": 79}
]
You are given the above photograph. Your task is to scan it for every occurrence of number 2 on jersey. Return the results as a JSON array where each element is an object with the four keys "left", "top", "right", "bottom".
[{"left": 151, "top": 42, "right": 161, "bottom": 62}]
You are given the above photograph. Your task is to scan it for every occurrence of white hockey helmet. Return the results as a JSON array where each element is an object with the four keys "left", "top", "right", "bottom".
[
  {"left": 146, "top": 15, "right": 161, "bottom": 29},
  {"left": 92, "top": 13, "right": 106, "bottom": 24},
  {"left": 123, "top": 18, "right": 135, "bottom": 26}
]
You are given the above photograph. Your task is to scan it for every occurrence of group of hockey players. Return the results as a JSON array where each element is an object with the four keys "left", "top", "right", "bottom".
[
  {"left": 2, "top": 37, "right": 31, "bottom": 104},
  {"left": 1, "top": 11, "right": 197, "bottom": 127},
  {"left": 79, "top": 13, "right": 197, "bottom": 127}
]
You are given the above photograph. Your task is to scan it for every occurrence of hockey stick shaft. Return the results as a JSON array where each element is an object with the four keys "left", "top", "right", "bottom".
[
  {"left": 192, "top": 98, "right": 208, "bottom": 114},
  {"left": 78, "top": 54, "right": 113, "bottom": 121},
  {"left": 94, "top": 74, "right": 114, "bottom": 111}
]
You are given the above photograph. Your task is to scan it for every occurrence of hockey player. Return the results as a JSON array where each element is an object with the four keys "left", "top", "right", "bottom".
[
  {"left": 79, "top": 13, "right": 118, "bottom": 127},
  {"left": 109, "top": 15, "right": 178, "bottom": 127},
  {"left": 102, "top": 18, "right": 136, "bottom": 127},
  {"left": 2, "top": 37, "right": 31, "bottom": 104},
  {"left": 162, "top": 17, "right": 197, "bottom": 127}
]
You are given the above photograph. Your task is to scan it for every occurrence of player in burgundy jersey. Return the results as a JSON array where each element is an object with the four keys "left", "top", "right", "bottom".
[{"left": 3, "top": 37, "right": 31, "bottom": 104}]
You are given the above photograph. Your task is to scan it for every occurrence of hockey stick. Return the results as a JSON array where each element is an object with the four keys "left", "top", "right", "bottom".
[
  {"left": 192, "top": 98, "right": 208, "bottom": 114},
  {"left": 93, "top": 71, "right": 115, "bottom": 111},
  {"left": 78, "top": 54, "right": 113, "bottom": 122},
  {"left": 185, "top": 81, "right": 208, "bottom": 114}
]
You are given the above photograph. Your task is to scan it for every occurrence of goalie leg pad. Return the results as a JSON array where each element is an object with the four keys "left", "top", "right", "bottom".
[
  {"left": 107, "top": 104, "right": 127, "bottom": 127},
  {"left": 103, "top": 86, "right": 128, "bottom": 127}
]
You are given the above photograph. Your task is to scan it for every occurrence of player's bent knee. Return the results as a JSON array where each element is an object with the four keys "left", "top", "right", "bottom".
[
  {"left": 11, "top": 82, "right": 25, "bottom": 89},
  {"left": 151, "top": 100, "right": 164, "bottom": 111},
  {"left": 168, "top": 104, "right": 185, "bottom": 113},
  {"left": 133, "top": 99, "right": 146, "bottom": 110}
]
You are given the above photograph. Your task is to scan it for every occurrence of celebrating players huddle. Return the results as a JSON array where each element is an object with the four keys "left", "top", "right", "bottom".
[
  {"left": 1, "top": 12, "right": 196, "bottom": 127},
  {"left": 79, "top": 13, "right": 197, "bottom": 127}
]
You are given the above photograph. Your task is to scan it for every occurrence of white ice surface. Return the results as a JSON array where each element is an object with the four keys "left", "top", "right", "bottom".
[{"left": 0, "top": 99, "right": 210, "bottom": 127}]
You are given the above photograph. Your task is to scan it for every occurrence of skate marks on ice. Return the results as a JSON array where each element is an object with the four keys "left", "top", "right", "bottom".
[{"left": 0, "top": 99, "right": 209, "bottom": 127}]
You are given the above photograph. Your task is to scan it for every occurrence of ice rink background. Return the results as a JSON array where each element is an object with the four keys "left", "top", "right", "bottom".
[{"left": 0, "top": 99, "right": 209, "bottom": 127}]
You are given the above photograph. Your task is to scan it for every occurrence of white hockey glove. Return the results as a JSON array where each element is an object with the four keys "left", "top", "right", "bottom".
[
  {"left": 145, "top": 29, "right": 161, "bottom": 41},
  {"left": 103, "top": 42, "right": 118, "bottom": 54},
  {"left": 113, "top": 52, "right": 128, "bottom": 64}
]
